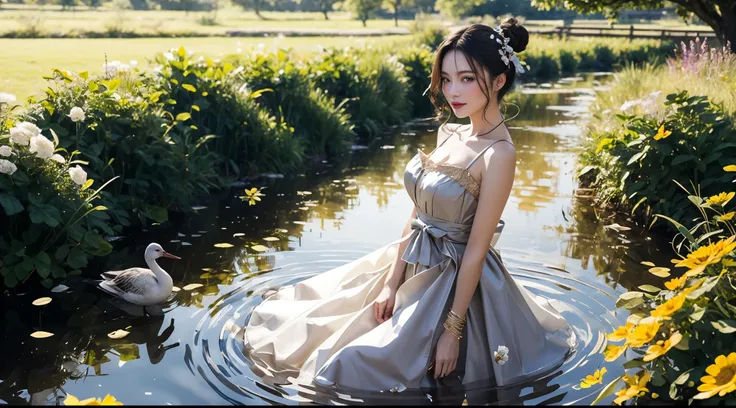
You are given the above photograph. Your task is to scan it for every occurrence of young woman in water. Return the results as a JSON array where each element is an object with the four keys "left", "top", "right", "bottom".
[{"left": 243, "top": 18, "right": 576, "bottom": 396}]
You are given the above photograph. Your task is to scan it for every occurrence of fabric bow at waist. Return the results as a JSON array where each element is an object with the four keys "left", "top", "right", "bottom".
[{"left": 400, "top": 213, "right": 505, "bottom": 268}]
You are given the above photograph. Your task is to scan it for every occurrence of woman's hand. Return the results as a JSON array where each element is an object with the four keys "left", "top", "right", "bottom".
[
  {"left": 433, "top": 330, "right": 460, "bottom": 379},
  {"left": 373, "top": 285, "right": 397, "bottom": 324}
]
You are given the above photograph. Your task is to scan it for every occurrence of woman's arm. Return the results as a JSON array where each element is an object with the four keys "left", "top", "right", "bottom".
[
  {"left": 450, "top": 142, "right": 517, "bottom": 319},
  {"left": 383, "top": 206, "right": 417, "bottom": 291}
]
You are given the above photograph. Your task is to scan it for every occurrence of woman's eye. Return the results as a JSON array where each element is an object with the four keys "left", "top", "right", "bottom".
[{"left": 463, "top": 77, "right": 475, "bottom": 82}]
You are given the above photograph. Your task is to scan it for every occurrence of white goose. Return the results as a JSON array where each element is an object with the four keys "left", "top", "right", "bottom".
[{"left": 99, "top": 243, "right": 180, "bottom": 306}]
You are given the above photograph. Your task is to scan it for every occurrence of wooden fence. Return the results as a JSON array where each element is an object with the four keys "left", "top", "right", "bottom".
[{"left": 528, "top": 24, "right": 716, "bottom": 42}]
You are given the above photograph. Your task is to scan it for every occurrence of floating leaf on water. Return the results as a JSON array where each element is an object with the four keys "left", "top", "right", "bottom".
[
  {"left": 296, "top": 191, "right": 312, "bottom": 196},
  {"left": 604, "top": 223, "right": 631, "bottom": 232},
  {"left": 263, "top": 237, "right": 279, "bottom": 242},
  {"left": 640, "top": 261, "right": 656, "bottom": 267},
  {"left": 191, "top": 234, "right": 201, "bottom": 238},
  {"left": 108, "top": 329, "right": 129, "bottom": 339},
  {"left": 183, "top": 283, "right": 204, "bottom": 291},
  {"left": 343, "top": 178, "right": 357, "bottom": 183},
  {"left": 277, "top": 229, "right": 289, "bottom": 233},
  {"left": 648, "top": 267, "right": 671, "bottom": 278},
  {"left": 293, "top": 221, "right": 308, "bottom": 225},
  {"left": 178, "top": 233, "right": 186, "bottom": 237},
  {"left": 304, "top": 203, "right": 318, "bottom": 207},
  {"left": 172, "top": 286, "right": 181, "bottom": 292},
  {"left": 251, "top": 245, "right": 269, "bottom": 252},
  {"left": 214, "top": 243, "right": 234, "bottom": 248},
  {"left": 233, "top": 233, "right": 245, "bottom": 237},
  {"left": 170, "top": 239, "right": 180, "bottom": 243},
  {"left": 298, "top": 207, "right": 309, "bottom": 210},
  {"left": 32, "top": 297, "right": 52, "bottom": 306},
  {"left": 202, "top": 267, "right": 214, "bottom": 271},
  {"left": 51, "top": 284, "right": 69, "bottom": 293},
  {"left": 181, "top": 242, "right": 192, "bottom": 246},
  {"left": 380, "top": 145, "right": 395, "bottom": 149},
  {"left": 345, "top": 186, "right": 358, "bottom": 191},
  {"left": 30, "top": 331, "right": 54, "bottom": 339}
]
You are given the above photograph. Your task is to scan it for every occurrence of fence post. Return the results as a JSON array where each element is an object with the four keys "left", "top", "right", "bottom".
[
  {"left": 557, "top": 26, "right": 562, "bottom": 40},
  {"left": 629, "top": 24, "right": 634, "bottom": 42}
]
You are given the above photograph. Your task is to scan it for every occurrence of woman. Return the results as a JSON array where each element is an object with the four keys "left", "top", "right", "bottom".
[{"left": 243, "top": 18, "right": 577, "bottom": 395}]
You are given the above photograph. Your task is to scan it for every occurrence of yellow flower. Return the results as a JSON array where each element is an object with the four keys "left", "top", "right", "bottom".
[
  {"left": 643, "top": 331, "right": 683, "bottom": 362},
  {"left": 603, "top": 344, "right": 628, "bottom": 362},
  {"left": 653, "top": 124, "right": 672, "bottom": 140},
  {"left": 626, "top": 318, "right": 662, "bottom": 347},
  {"left": 607, "top": 322, "right": 634, "bottom": 342},
  {"left": 614, "top": 372, "right": 651, "bottom": 405},
  {"left": 706, "top": 192, "right": 736, "bottom": 207},
  {"left": 242, "top": 187, "right": 265, "bottom": 206},
  {"left": 64, "top": 394, "right": 122, "bottom": 406},
  {"left": 673, "top": 236, "right": 736, "bottom": 277},
  {"left": 580, "top": 367, "right": 607, "bottom": 388},
  {"left": 650, "top": 293, "right": 686, "bottom": 319},
  {"left": 720, "top": 212, "right": 736, "bottom": 221},
  {"left": 724, "top": 165, "right": 736, "bottom": 172},
  {"left": 664, "top": 275, "right": 688, "bottom": 291},
  {"left": 695, "top": 352, "right": 736, "bottom": 399},
  {"left": 723, "top": 259, "right": 736, "bottom": 267}
]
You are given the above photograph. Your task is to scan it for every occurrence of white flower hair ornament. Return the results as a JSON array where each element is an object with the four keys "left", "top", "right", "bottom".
[{"left": 490, "top": 28, "right": 529, "bottom": 74}]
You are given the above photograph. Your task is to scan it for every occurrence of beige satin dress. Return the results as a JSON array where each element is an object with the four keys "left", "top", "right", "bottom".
[{"left": 242, "top": 137, "right": 577, "bottom": 394}]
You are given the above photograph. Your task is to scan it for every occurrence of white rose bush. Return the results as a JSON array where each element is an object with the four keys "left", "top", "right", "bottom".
[{"left": 0, "top": 104, "right": 113, "bottom": 288}]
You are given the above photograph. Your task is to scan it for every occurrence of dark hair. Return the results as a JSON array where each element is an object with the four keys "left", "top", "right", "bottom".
[{"left": 428, "top": 18, "right": 529, "bottom": 125}]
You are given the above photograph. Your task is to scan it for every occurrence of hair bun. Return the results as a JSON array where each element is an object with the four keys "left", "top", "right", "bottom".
[{"left": 499, "top": 17, "right": 529, "bottom": 53}]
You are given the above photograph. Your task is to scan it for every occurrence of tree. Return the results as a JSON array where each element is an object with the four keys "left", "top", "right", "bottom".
[
  {"left": 232, "top": 0, "right": 279, "bottom": 18},
  {"left": 435, "top": 0, "right": 484, "bottom": 19},
  {"left": 342, "top": 0, "right": 382, "bottom": 27},
  {"left": 319, "top": 0, "right": 339, "bottom": 19},
  {"left": 383, "top": 0, "right": 414, "bottom": 26},
  {"left": 414, "top": 0, "right": 436, "bottom": 13},
  {"left": 532, "top": 0, "right": 736, "bottom": 52}
]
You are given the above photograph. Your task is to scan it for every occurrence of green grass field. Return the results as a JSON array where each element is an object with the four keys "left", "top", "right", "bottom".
[
  {"left": 0, "top": 5, "right": 419, "bottom": 37},
  {"left": 0, "top": 35, "right": 407, "bottom": 101}
]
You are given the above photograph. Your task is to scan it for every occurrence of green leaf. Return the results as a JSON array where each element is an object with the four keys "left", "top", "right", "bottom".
[
  {"left": 28, "top": 204, "right": 61, "bottom": 228},
  {"left": 638, "top": 284, "right": 661, "bottom": 293},
  {"left": 623, "top": 358, "right": 648, "bottom": 369},
  {"left": 592, "top": 376, "right": 621, "bottom": 405},
  {"left": 35, "top": 252, "right": 51, "bottom": 278},
  {"left": 182, "top": 84, "right": 197, "bottom": 92},
  {"left": 66, "top": 247, "right": 88, "bottom": 269},
  {"left": 690, "top": 304, "right": 706, "bottom": 322},
  {"left": 79, "top": 71, "right": 89, "bottom": 80},
  {"left": 175, "top": 112, "right": 191, "bottom": 122},
  {"left": 144, "top": 205, "right": 168, "bottom": 223},
  {"left": 191, "top": 104, "right": 200, "bottom": 111},
  {"left": 711, "top": 320, "right": 736, "bottom": 333},
  {"left": 0, "top": 194, "right": 24, "bottom": 216}
]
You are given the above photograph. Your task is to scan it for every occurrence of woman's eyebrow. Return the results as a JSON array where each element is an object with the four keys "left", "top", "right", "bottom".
[{"left": 441, "top": 70, "right": 474, "bottom": 75}]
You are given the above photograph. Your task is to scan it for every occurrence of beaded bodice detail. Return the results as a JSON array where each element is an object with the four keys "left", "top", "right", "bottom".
[{"left": 417, "top": 149, "right": 481, "bottom": 199}]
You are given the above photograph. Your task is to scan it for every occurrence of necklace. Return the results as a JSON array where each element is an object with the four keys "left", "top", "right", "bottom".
[{"left": 457, "top": 116, "right": 507, "bottom": 141}]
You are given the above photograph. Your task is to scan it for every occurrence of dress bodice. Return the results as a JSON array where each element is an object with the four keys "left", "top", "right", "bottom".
[{"left": 404, "top": 151, "right": 480, "bottom": 226}]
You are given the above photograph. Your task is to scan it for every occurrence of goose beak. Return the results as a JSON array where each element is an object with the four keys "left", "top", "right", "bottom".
[{"left": 162, "top": 251, "right": 181, "bottom": 260}]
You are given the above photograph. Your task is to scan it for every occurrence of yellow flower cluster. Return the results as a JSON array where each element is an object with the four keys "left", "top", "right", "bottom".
[
  {"left": 673, "top": 236, "right": 736, "bottom": 277},
  {"left": 695, "top": 352, "right": 736, "bottom": 399},
  {"left": 64, "top": 394, "right": 123, "bottom": 406},
  {"left": 706, "top": 192, "right": 735, "bottom": 207},
  {"left": 614, "top": 372, "right": 651, "bottom": 405}
]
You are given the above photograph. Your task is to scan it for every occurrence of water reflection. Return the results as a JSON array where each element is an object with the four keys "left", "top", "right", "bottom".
[{"left": 0, "top": 73, "right": 676, "bottom": 405}]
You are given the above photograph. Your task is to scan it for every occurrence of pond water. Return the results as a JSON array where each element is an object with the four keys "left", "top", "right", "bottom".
[{"left": 0, "top": 74, "right": 677, "bottom": 405}]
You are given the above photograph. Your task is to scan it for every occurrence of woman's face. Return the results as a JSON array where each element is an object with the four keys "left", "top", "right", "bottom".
[{"left": 440, "top": 49, "right": 492, "bottom": 119}]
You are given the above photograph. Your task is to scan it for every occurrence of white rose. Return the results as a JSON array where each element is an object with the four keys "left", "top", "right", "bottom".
[
  {"left": 50, "top": 154, "right": 65, "bottom": 164},
  {"left": 68, "top": 165, "right": 87, "bottom": 186},
  {"left": 9, "top": 121, "right": 40, "bottom": 146},
  {"left": 29, "top": 135, "right": 55, "bottom": 159},
  {"left": 0, "top": 146, "right": 12, "bottom": 157},
  {"left": 69, "top": 106, "right": 86, "bottom": 123},
  {"left": 493, "top": 345, "right": 510, "bottom": 365},
  {"left": 0, "top": 159, "right": 17, "bottom": 175},
  {"left": 0, "top": 93, "right": 17, "bottom": 105}
]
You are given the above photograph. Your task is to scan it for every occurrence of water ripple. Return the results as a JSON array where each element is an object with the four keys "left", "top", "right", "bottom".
[{"left": 187, "top": 244, "right": 625, "bottom": 405}]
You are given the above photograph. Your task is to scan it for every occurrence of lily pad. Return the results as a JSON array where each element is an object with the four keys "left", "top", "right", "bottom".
[
  {"left": 214, "top": 243, "right": 234, "bottom": 248},
  {"left": 640, "top": 261, "right": 656, "bottom": 267},
  {"left": 648, "top": 267, "right": 671, "bottom": 278},
  {"left": 293, "top": 221, "right": 308, "bottom": 225},
  {"left": 298, "top": 207, "right": 309, "bottom": 210},
  {"left": 263, "top": 237, "right": 279, "bottom": 242},
  {"left": 172, "top": 286, "right": 181, "bottom": 292},
  {"left": 183, "top": 283, "right": 203, "bottom": 291},
  {"left": 108, "top": 329, "right": 130, "bottom": 339},
  {"left": 277, "top": 229, "right": 289, "bottom": 233},
  {"left": 51, "top": 284, "right": 69, "bottom": 293},
  {"left": 32, "top": 297, "right": 52, "bottom": 306},
  {"left": 30, "top": 331, "right": 54, "bottom": 339},
  {"left": 296, "top": 191, "right": 312, "bottom": 196},
  {"left": 251, "top": 245, "right": 269, "bottom": 252},
  {"left": 233, "top": 233, "right": 245, "bottom": 237}
]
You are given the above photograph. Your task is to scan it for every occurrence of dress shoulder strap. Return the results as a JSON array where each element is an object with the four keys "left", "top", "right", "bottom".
[
  {"left": 426, "top": 123, "right": 460, "bottom": 157},
  {"left": 465, "top": 139, "right": 514, "bottom": 170}
]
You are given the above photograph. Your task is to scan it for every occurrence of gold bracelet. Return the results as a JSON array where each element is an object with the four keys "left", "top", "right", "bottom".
[
  {"left": 443, "top": 321, "right": 462, "bottom": 339},
  {"left": 448, "top": 309, "right": 466, "bottom": 322}
]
